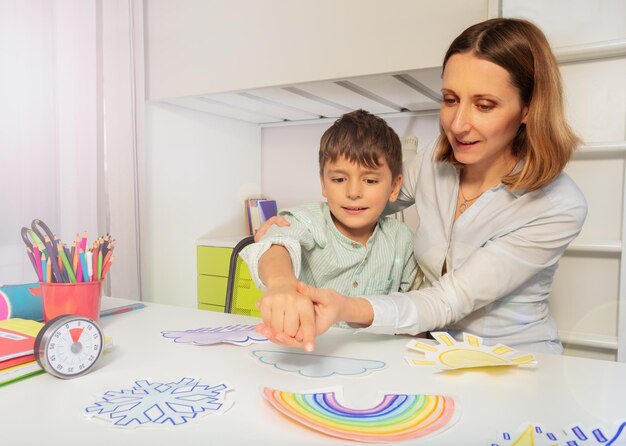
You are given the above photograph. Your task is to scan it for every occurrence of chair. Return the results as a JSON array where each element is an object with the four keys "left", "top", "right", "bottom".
[{"left": 224, "top": 235, "right": 255, "bottom": 314}]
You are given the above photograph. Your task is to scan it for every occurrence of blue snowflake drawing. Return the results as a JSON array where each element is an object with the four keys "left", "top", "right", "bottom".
[{"left": 86, "top": 377, "right": 231, "bottom": 427}]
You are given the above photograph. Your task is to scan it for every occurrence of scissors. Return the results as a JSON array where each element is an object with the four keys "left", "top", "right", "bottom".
[
  {"left": 20, "top": 226, "right": 43, "bottom": 251},
  {"left": 20, "top": 219, "right": 63, "bottom": 282}
]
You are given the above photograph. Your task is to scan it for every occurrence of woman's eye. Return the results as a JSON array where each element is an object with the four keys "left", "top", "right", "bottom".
[
  {"left": 476, "top": 102, "right": 494, "bottom": 111},
  {"left": 443, "top": 97, "right": 457, "bottom": 105}
]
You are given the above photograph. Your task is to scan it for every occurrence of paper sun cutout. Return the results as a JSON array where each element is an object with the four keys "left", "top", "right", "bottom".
[
  {"left": 252, "top": 350, "right": 386, "bottom": 378},
  {"left": 262, "top": 387, "right": 458, "bottom": 443},
  {"left": 490, "top": 421, "right": 626, "bottom": 445},
  {"left": 161, "top": 324, "right": 268, "bottom": 346},
  {"left": 85, "top": 377, "right": 231, "bottom": 427},
  {"left": 406, "top": 332, "right": 536, "bottom": 370}
]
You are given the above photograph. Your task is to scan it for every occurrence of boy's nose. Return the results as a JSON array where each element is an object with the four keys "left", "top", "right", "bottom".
[{"left": 347, "top": 180, "right": 362, "bottom": 199}]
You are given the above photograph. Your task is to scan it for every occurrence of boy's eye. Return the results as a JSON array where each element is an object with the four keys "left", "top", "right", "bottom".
[
  {"left": 331, "top": 177, "right": 346, "bottom": 183},
  {"left": 364, "top": 178, "right": 379, "bottom": 185}
]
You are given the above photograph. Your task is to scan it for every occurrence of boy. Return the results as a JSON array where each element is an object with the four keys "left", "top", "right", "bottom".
[{"left": 240, "top": 109, "right": 419, "bottom": 351}]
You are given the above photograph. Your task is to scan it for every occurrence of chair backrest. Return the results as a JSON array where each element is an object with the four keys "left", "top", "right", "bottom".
[{"left": 224, "top": 236, "right": 255, "bottom": 313}]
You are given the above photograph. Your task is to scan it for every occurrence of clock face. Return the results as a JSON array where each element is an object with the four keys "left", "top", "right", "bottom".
[{"left": 35, "top": 315, "right": 103, "bottom": 379}]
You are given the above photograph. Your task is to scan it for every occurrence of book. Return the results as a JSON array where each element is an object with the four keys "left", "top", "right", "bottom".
[
  {"left": 245, "top": 198, "right": 278, "bottom": 235},
  {"left": 0, "top": 318, "right": 43, "bottom": 364},
  {"left": 0, "top": 361, "right": 43, "bottom": 387}
]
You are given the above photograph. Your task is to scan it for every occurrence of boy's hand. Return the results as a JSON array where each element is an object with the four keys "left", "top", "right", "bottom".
[
  {"left": 255, "top": 279, "right": 317, "bottom": 351},
  {"left": 255, "top": 281, "right": 347, "bottom": 351},
  {"left": 254, "top": 215, "right": 290, "bottom": 242}
]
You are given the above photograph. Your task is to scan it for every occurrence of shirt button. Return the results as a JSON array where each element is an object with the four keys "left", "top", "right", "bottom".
[
  {"left": 352, "top": 242, "right": 358, "bottom": 248},
  {"left": 352, "top": 280, "right": 358, "bottom": 288}
]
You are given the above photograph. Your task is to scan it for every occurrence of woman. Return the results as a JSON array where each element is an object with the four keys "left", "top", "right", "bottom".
[{"left": 256, "top": 18, "right": 587, "bottom": 354}]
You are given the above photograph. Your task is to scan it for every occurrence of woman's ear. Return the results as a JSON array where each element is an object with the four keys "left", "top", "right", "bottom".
[
  {"left": 389, "top": 175, "right": 403, "bottom": 202},
  {"left": 521, "top": 105, "right": 529, "bottom": 124}
]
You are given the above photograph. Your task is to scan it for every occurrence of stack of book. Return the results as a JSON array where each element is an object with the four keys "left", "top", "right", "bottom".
[
  {"left": 0, "top": 318, "right": 44, "bottom": 386},
  {"left": 245, "top": 198, "right": 278, "bottom": 235}
]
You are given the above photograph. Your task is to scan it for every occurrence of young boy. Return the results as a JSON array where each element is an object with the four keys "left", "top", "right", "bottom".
[{"left": 240, "top": 109, "right": 419, "bottom": 351}]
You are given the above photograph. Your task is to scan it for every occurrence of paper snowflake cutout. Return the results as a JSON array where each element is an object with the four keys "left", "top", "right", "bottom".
[
  {"left": 405, "top": 332, "right": 536, "bottom": 370},
  {"left": 161, "top": 324, "right": 268, "bottom": 346},
  {"left": 85, "top": 377, "right": 231, "bottom": 427}
]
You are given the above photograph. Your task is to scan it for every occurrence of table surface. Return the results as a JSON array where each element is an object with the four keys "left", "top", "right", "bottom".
[{"left": 2, "top": 297, "right": 626, "bottom": 445}]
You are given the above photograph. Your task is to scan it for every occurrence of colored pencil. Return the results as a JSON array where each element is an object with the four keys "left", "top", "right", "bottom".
[
  {"left": 99, "top": 301, "right": 145, "bottom": 318},
  {"left": 32, "top": 245, "right": 43, "bottom": 282},
  {"left": 101, "top": 256, "right": 114, "bottom": 279},
  {"left": 97, "top": 250, "right": 103, "bottom": 280},
  {"left": 79, "top": 249, "right": 89, "bottom": 282},
  {"left": 58, "top": 244, "right": 76, "bottom": 283},
  {"left": 41, "top": 253, "right": 47, "bottom": 283},
  {"left": 43, "top": 235, "right": 62, "bottom": 283}
]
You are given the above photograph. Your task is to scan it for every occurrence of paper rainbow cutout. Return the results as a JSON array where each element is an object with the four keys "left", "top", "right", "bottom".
[{"left": 262, "top": 387, "right": 457, "bottom": 443}]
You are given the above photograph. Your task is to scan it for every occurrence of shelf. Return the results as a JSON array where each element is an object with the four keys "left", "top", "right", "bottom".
[{"left": 158, "top": 39, "right": 626, "bottom": 126}]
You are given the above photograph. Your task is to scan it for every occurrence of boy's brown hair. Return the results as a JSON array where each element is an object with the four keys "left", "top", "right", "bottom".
[{"left": 319, "top": 109, "right": 402, "bottom": 179}]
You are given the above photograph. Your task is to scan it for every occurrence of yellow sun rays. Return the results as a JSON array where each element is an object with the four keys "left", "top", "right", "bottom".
[{"left": 405, "top": 332, "right": 537, "bottom": 370}]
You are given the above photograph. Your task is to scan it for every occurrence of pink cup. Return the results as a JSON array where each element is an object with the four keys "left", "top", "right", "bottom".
[{"left": 40, "top": 280, "right": 103, "bottom": 323}]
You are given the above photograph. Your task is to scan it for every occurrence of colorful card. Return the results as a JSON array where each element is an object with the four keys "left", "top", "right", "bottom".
[
  {"left": 161, "top": 324, "right": 268, "bottom": 346},
  {"left": 405, "top": 332, "right": 536, "bottom": 370},
  {"left": 262, "top": 386, "right": 458, "bottom": 443}
]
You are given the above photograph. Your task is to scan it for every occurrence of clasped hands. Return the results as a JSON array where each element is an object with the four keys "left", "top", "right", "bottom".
[{"left": 255, "top": 278, "right": 344, "bottom": 352}]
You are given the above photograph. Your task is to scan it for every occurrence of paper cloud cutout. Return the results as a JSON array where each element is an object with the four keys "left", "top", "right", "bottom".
[
  {"left": 162, "top": 324, "right": 268, "bottom": 346},
  {"left": 251, "top": 350, "right": 386, "bottom": 378}
]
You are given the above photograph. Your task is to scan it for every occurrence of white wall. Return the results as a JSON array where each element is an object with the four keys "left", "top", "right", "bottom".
[
  {"left": 143, "top": 103, "right": 261, "bottom": 307},
  {"left": 503, "top": 0, "right": 626, "bottom": 361}
]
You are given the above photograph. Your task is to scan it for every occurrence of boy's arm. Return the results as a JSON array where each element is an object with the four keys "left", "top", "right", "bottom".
[{"left": 257, "top": 245, "right": 316, "bottom": 351}]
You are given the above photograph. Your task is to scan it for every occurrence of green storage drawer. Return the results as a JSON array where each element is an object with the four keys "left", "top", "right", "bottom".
[
  {"left": 198, "top": 302, "right": 225, "bottom": 313},
  {"left": 197, "top": 246, "right": 232, "bottom": 276},
  {"left": 232, "top": 276, "right": 263, "bottom": 314},
  {"left": 198, "top": 275, "right": 227, "bottom": 306},
  {"left": 236, "top": 258, "right": 253, "bottom": 280}
]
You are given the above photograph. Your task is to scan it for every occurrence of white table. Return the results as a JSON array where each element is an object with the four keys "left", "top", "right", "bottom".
[{"left": 2, "top": 297, "right": 626, "bottom": 445}]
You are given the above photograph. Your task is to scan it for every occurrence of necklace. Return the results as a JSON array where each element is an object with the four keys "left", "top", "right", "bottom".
[{"left": 458, "top": 185, "right": 484, "bottom": 214}]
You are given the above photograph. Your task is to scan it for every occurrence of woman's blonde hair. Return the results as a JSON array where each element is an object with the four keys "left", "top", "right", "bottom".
[{"left": 435, "top": 18, "right": 580, "bottom": 191}]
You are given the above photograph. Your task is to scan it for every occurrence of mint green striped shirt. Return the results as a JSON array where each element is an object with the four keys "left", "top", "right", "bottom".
[{"left": 240, "top": 202, "right": 419, "bottom": 303}]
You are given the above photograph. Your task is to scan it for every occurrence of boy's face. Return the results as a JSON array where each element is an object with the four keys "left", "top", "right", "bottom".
[{"left": 320, "top": 155, "right": 402, "bottom": 245}]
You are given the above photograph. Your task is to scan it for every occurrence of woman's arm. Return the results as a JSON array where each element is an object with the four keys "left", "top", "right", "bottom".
[{"left": 364, "top": 198, "right": 587, "bottom": 335}]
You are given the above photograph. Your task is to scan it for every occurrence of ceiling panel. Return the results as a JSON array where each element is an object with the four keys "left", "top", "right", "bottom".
[
  {"left": 347, "top": 74, "right": 439, "bottom": 112},
  {"left": 159, "top": 70, "right": 445, "bottom": 124}
]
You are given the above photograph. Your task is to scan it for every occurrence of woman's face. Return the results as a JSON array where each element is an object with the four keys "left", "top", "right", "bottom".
[{"left": 440, "top": 52, "right": 528, "bottom": 170}]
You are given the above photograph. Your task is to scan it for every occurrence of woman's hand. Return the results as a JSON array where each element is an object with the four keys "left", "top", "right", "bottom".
[{"left": 254, "top": 215, "right": 290, "bottom": 241}]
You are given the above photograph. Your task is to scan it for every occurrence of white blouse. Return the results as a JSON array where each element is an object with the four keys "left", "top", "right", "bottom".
[{"left": 361, "top": 145, "right": 588, "bottom": 354}]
